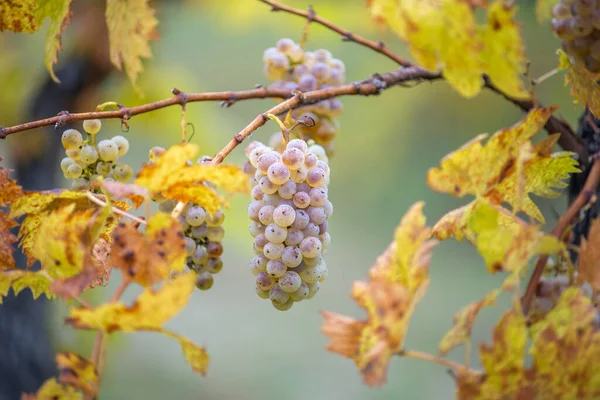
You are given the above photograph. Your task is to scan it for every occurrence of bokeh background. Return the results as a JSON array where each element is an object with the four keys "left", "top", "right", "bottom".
[{"left": 0, "top": 0, "right": 584, "bottom": 399}]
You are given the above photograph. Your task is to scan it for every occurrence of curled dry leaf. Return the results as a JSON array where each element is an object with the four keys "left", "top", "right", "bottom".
[
  {"left": 109, "top": 212, "right": 186, "bottom": 287},
  {"left": 56, "top": 352, "right": 98, "bottom": 398},
  {"left": 321, "top": 202, "right": 437, "bottom": 387}
]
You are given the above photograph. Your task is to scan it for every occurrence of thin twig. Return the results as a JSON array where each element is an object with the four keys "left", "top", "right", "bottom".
[
  {"left": 259, "top": 0, "right": 411, "bottom": 67},
  {"left": 522, "top": 158, "right": 600, "bottom": 314},
  {"left": 86, "top": 192, "right": 147, "bottom": 225},
  {"left": 399, "top": 349, "right": 464, "bottom": 371}
]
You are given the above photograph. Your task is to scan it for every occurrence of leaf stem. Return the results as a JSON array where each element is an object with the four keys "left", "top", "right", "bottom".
[
  {"left": 399, "top": 349, "right": 464, "bottom": 371},
  {"left": 86, "top": 192, "right": 147, "bottom": 225}
]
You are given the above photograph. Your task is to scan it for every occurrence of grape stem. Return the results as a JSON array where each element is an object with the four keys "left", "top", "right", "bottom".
[
  {"left": 522, "top": 158, "right": 600, "bottom": 314},
  {"left": 85, "top": 192, "right": 148, "bottom": 225},
  {"left": 398, "top": 349, "right": 465, "bottom": 372}
]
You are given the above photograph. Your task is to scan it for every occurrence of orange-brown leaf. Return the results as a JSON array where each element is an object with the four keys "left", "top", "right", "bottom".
[
  {"left": 56, "top": 352, "right": 98, "bottom": 398},
  {"left": 559, "top": 50, "right": 600, "bottom": 117},
  {"left": 0, "top": 0, "right": 39, "bottom": 33},
  {"left": 101, "top": 180, "right": 148, "bottom": 209},
  {"left": 0, "top": 211, "right": 18, "bottom": 271},
  {"left": 109, "top": 213, "right": 186, "bottom": 287},
  {"left": 577, "top": 218, "right": 600, "bottom": 291},
  {"left": 0, "top": 161, "right": 23, "bottom": 206}
]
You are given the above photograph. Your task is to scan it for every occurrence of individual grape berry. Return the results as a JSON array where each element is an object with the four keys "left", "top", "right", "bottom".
[
  {"left": 287, "top": 138, "right": 308, "bottom": 154},
  {"left": 159, "top": 199, "right": 178, "bottom": 214},
  {"left": 111, "top": 135, "right": 130, "bottom": 156},
  {"left": 80, "top": 145, "right": 98, "bottom": 165},
  {"left": 276, "top": 38, "right": 295, "bottom": 54},
  {"left": 289, "top": 44, "right": 304, "bottom": 63},
  {"left": 267, "top": 162, "right": 290, "bottom": 185},
  {"left": 257, "top": 151, "right": 279, "bottom": 174},
  {"left": 328, "top": 58, "right": 346, "bottom": 73},
  {"left": 264, "top": 242, "right": 285, "bottom": 260},
  {"left": 272, "top": 297, "right": 294, "bottom": 311},
  {"left": 256, "top": 286, "right": 270, "bottom": 299},
  {"left": 285, "top": 229, "right": 304, "bottom": 246},
  {"left": 289, "top": 282, "right": 309, "bottom": 301},
  {"left": 65, "top": 163, "right": 83, "bottom": 179},
  {"left": 252, "top": 185, "right": 265, "bottom": 201},
  {"left": 207, "top": 241, "right": 223, "bottom": 258},
  {"left": 314, "top": 49, "right": 332, "bottom": 63},
  {"left": 290, "top": 166, "right": 308, "bottom": 184},
  {"left": 196, "top": 271, "right": 214, "bottom": 290},
  {"left": 258, "top": 205, "right": 275, "bottom": 225},
  {"left": 273, "top": 204, "right": 296, "bottom": 227},
  {"left": 259, "top": 176, "right": 279, "bottom": 194},
  {"left": 307, "top": 206, "right": 327, "bottom": 225},
  {"left": 269, "top": 285, "right": 290, "bottom": 304},
  {"left": 298, "top": 74, "right": 319, "bottom": 92},
  {"left": 98, "top": 140, "right": 119, "bottom": 162},
  {"left": 249, "top": 220, "right": 265, "bottom": 237},
  {"left": 192, "top": 246, "right": 208, "bottom": 265},
  {"left": 282, "top": 246, "right": 302, "bottom": 268},
  {"left": 309, "top": 188, "right": 327, "bottom": 207},
  {"left": 65, "top": 148, "right": 81, "bottom": 160},
  {"left": 311, "top": 62, "right": 331, "bottom": 83},
  {"left": 291, "top": 209, "right": 310, "bottom": 230},
  {"left": 302, "top": 222, "right": 320, "bottom": 238},
  {"left": 112, "top": 164, "right": 133, "bottom": 182},
  {"left": 303, "top": 255, "right": 321, "bottom": 267},
  {"left": 300, "top": 236, "right": 322, "bottom": 258},
  {"left": 61, "top": 129, "right": 83, "bottom": 150},
  {"left": 254, "top": 234, "right": 268, "bottom": 253},
  {"left": 149, "top": 146, "right": 166, "bottom": 161},
  {"left": 306, "top": 281, "right": 320, "bottom": 299},
  {"left": 207, "top": 226, "right": 225, "bottom": 242},
  {"left": 265, "top": 223, "right": 288, "bottom": 244},
  {"left": 184, "top": 237, "right": 196, "bottom": 256},
  {"left": 266, "top": 259, "right": 287, "bottom": 278},
  {"left": 264, "top": 193, "right": 283, "bottom": 207},
  {"left": 299, "top": 265, "right": 322, "bottom": 284},
  {"left": 82, "top": 119, "right": 101, "bottom": 135},
  {"left": 186, "top": 206, "right": 207, "bottom": 227},
  {"left": 248, "top": 201, "right": 263, "bottom": 221},
  {"left": 71, "top": 177, "right": 89, "bottom": 191},
  {"left": 96, "top": 162, "right": 111, "bottom": 176},
  {"left": 279, "top": 271, "right": 302, "bottom": 293},
  {"left": 277, "top": 179, "right": 297, "bottom": 199},
  {"left": 256, "top": 271, "right": 275, "bottom": 291},
  {"left": 282, "top": 148, "right": 305, "bottom": 170},
  {"left": 293, "top": 191, "right": 311, "bottom": 208},
  {"left": 250, "top": 255, "right": 268, "bottom": 275},
  {"left": 206, "top": 258, "right": 223, "bottom": 274},
  {"left": 60, "top": 157, "right": 75, "bottom": 172},
  {"left": 306, "top": 167, "right": 327, "bottom": 187}
]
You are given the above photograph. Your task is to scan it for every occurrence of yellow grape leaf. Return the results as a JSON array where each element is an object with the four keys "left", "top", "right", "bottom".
[
  {"left": 110, "top": 213, "right": 186, "bottom": 286},
  {"left": 428, "top": 107, "right": 555, "bottom": 198},
  {"left": 468, "top": 200, "right": 563, "bottom": 274},
  {"left": 535, "top": 0, "right": 556, "bottom": 22},
  {"left": 485, "top": 134, "right": 580, "bottom": 223},
  {"left": 456, "top": 304, "right": 528, "bottom": 399},
  {"left": 22, "top": 378, "right": 82, "bottom": 400},
  {"left": 439, "top": 289, "right": 499, "bottom": 355},
  {"left": 161, "top": 330, "right": 210, "bottom": 376},
  {"left": 577, "top": 218, "right": 600, "bottom": 291},
  {"left": 368, "top": 0, "right": 528, "bottom": 99},
  {"left": 135, "top": 143, "right": 249, "bottom": 214},
  {"left": 105, "top": 0, "right": 158, "bottom": 88},
  {"left": 0, "top": 270, "right": 54, "bottom": 303},
  {"left": 0, "top": 212, "right": 18, "bottom": 271},
  {"left": 428, "top": 107, "right": 577, "bottom": 223},
  {"left": 559, "top": 50, "right": 600, "bottom": 117},
  {"left": 321, "top": 202, "right": 435, "bottom": 387},
  {"left": 478, "top": 0, "right": 529, "bottom": 99},
  {"left": 0, "top": 0, "right": 38, "bottom": 32},
  {"left": 56, "top": 352, "right": 98, "bottom": 398},
  {"left": 66, "top": 272, "right": 196, "bottom": 332},
  {"left": 34, "top": 0, "right": 73, "bottom": 83},
  {"left": 0, "top": 161, "right": 23, "bottom": 205},
  {"left": 368, "top": 201, "right": 437, "bottom": 294}
]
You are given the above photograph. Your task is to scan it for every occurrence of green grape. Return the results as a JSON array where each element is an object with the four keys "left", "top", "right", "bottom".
[
  {"left": 191, "top": 224, "right": 208, "bottom": 239},
  {"left": 290, "top": 165, "right": 308, "bottom": 184},
  {"left": 254, "top": 234, "right": 268, "bottom": 253},
  {"left": 80, "top": 145, "right": 99, "bottom": 164},
  {"left": 281, "top": 246, "right": 302, "bottom": 268},
  {"left": 206, "top": 209, "right": 225, "bottom": 227},
  {"left": 284, "top": 228, "right": 304, "bottom": 246},
  {"left": 269, "top": 285, "right": 290, "bottom": 304},
  {"left": 65, "top": 163, "right": 83, "bottom": 179},
  {"left": 206, "top": 258, "right": 223, "bottom": 274},
  {"left": 293, "top": 192, "right": 310, "bottom": 209},
  {"left": 71, "top": 177, "right": 89, "bottom": 191},
  {"left": 256, "top": 286, "right": 270, "bottom": 299},
  {"left": 60, "top": 157, "right": 75, "bottom": 172},
  {"left": 290, "top": 210, "right": 309, "bottom": 230},
  {"left": 186, "top": 206, "right": 207, "bottom": 226},
  {"left": 66, "top": 148, "right": 81, "bottom": 160},
  {"left": 307, "top": 206, "right": 327, "bottom": 225},
  {"left": 302, "top": 222, "right": 320, "bottom": 238},
  {"left": 272, "top": 297, "right": 294, "bottom": 311},
  {"left": 266, "top": 259, "right": 287, "bottom": 278},
  {"left": 61, "top": 129, "right": 83, "bottom": 150},
  {"left": 96, "top": 162, "right": 111, "bottom": 176},
  {"left": 311, "top": 62, "right": 331, "bottom": 83},
  {"left": 273, "top": 204, "right": 296, "bottom": 227},
  {"left": 184, "top": 237, "right": 196, "bottom": 256},
  {"left": 207, "top": 226, "right": 225, "bottom": 242},
  {"left": 306, "top": 167, "right": 327, "bottom": 187},
  {"left": 82, "top": 119, "right": 102, "bottom": 135},
  {"left": 289, "top": 282, "right": 309, "bottom": 301},
  {"left": 256, "top": 271, "right": 275, "bottom": 290},
  {"left": 257, "top": 152, "right": 280, "bottom": 174},
  {"left": 300, "top": 237, "right": 322, "bottom": 258},
  {"left": 258, "top": 205, "right": 275, "bottom": 225},
  {"left": 263, "top": 242, "right": 284, "bottom": 260},
  {"left": 264, "top": 223, "right": 287, "bottom": 244},
  {"left": 249, "top": 220, "right": 265, "bottom": 237},
  {"left": 314, "top": 49, "right": 332, "bottom": 63},
  {"left": 267, "top": 162, "right": 290, "bottom": 185},
  {"left": 112, "top": 164, "right": 133, "bottom": 182},
  {"left": 289, "top": 44, "right": 304, "bottom": 63},
  {"left": 306, "top": 281, "right": 320, "bottom": 299},
  {"left": 195, "top": 271, "right": 214, "bottom": 290},
  {"left": 259, "top": 176, "right": 278, "bottom": 194},
  {"left": 159, "top": 198, "right": 178, "bottom": 213},
  {"left": 307, "top": 144, "right": 328, "bottom": 161},
  {"left": 252, "top": 185, "right": 265, "bottom": 201},
  {"left": 249, "top": 254, "right": 268, "bottom": 275},
  {"left": 328, "top": 58, "right": 346, "bottom": 73},
  {"left": 98, "top": 140, "right": 119, "bottom": 162},
  {"left": 282, "top": 148, "right": 305, "bottom": 170},
  {"left": 111, "top": 135, "right": 130, "bottom": 156},
  {"left": 279, "top": 271, "right": 302, "bottom": 293},
  {"left": 276, "top": 38, "right": 295, "bottom": 54},
  {"left": 192, "top": 245, "right": 208, "bottom": 265}
]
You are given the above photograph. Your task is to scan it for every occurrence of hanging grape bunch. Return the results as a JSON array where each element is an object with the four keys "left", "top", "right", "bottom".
[
  {"left": 264, "top": 38, "right": 345, "bottom": 156},
  {"left": 147, "top": 147, "right": 226, "bottom": 291},
  {"left": 551, "top": 0, "right": 600, "bottom": 73},
  {"left": 60, "top": 119, "right": 133, "bottom": 191},
  {"left": 245, "top": 138, "right": 332, "bottom": 311}
]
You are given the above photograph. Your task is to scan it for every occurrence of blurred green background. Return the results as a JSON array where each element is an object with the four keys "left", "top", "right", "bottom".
[{"left": 0, "top": 0, "right": 584, "bottom": 399}]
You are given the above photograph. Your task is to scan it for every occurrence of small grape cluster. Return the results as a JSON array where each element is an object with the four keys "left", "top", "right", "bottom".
[
  {"left": 147, "top": 147, "right": 226, "bottom": 291},
  {"left": 551, "top": 0, "right": 600, "bottom": 73},
  {"left": 263, "top": 38, "right": 346, "bottom": 156},
  {"left": 244, "top": 138, "right": 332, "bottom": 311},
  {"left": 60, "top": 119, "right": 133, "bottom": 191}
]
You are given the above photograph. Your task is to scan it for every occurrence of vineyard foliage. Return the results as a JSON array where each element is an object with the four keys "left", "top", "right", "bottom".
[{"left": 1, "top": 0, "right": 600, "bottom": 398}]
